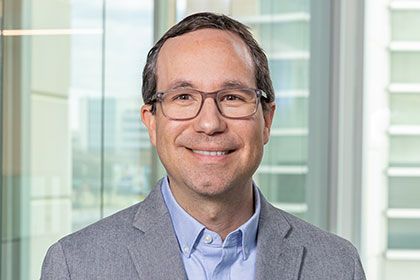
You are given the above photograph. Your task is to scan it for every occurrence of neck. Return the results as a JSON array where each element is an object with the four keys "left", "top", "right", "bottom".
[{"left": 169, "top": 179, "right": 255, "bottom": 241}]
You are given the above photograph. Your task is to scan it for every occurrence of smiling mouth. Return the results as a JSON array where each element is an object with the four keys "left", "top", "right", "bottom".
[{"left": 190, "top": 149, "right": 233, "bottom": 156}]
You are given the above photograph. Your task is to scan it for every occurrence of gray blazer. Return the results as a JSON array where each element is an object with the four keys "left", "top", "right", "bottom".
[{"left": 41, "top": 180, "right": 366, "bottom": 279}]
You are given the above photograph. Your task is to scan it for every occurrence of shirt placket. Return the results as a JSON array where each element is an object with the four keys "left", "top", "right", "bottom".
[
  {"left": 211, "top": 232, "right": 241, "bottom": 280},
  {"left": 212, "top": 246, "right": 238, "bottom": 280}
]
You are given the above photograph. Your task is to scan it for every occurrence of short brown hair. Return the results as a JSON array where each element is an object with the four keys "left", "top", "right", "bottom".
[{"left": 142, "top": 12, "right": 274, "bottom": 112}]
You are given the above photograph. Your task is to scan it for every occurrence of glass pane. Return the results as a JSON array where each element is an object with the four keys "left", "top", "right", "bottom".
[
  {"left": 71, "top": 97, "right": 104, "bottom": 232},
  {"left": 390, "top": 93, "right": 420, "bottom": 125},
  {"left": 391, "top": 10, "right": 420, "bottom": 41},
  {"left": 69, "top": 1, "right": 105, "bottom": 232},
  {"left": 2, "top": 30, "right": 96, "bottom": 280},
  {"left": 5, "top": 0, "right": 103, "bottom": 30},
  {"left": 391, "top": 52, "right": 420, "bottom": 83},
  {"left": 102, "top": 0, "right": 153, "bottom": 217},
  {"left": 269, "top": 59, "right": 309, "bottom": 90},
  {"left": 262, "top": 136, "right": 307, "bottom": 165},
  {"left": 71, "top": 0, "right": 104, "bottom": 29},
  {"left": 250, "top": 21, "right": 309, "bottom": 53},
  {"left": 260, "top": 0, "right": 310, "bottom": 14},
  {"left": 232, "top": 0, "right": 310, "bottom": 16},
  {"left": 1, "top": 0, "right": 154, "bottom": 279},
  {"left": 365, "top": 1, "right": 420, "bottom": 279},
  {"left": 273, "top": 96, "right": 308, "bottom": 128},
  {"left": 389, "top": 136, "right": 420, "bottom": 166},
  {"left": 258, "top": 174, "right": 306, "bottom": 203},
  {"left": 388, "top": 218, "right": 420, "bottom": 249},
  {"left": 389, "top": 177, "right": 420, "bottom": 208}
]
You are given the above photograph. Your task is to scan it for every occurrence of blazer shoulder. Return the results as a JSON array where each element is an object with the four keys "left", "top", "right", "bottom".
[
  {"left": 258, "top": 195, "right": 366, "bottom": 279},
  {"left": 41, "top": 241, "right": 70, "bottom": 279},
  {"left": 41, "top": 180, "right": 179, "bottom": 279},
  {"left": 283, "top": 208, "right": 357, "bottom": 252},
  {"left": 263, "top": 202, "right": 361, "bottom": 260},
  {"left": 58, "top": 201, "right": 141, "bottom": 251},
  {"left": 56, "top": 180, "right": 166, "bottom": 251},
  {"left": 282, "top": 210, "right": 365, "bottom": 279}
]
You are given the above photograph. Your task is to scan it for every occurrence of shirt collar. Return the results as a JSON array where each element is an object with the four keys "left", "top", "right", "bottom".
[
  {"left": 161, "top": 175, "right": 260, "bottom": 260},
  {"left": 161, "top": 176, "right": 204, "bottom": 258},
  {"left": 236, "top": 186, "right": 260, "bottom": 260}
]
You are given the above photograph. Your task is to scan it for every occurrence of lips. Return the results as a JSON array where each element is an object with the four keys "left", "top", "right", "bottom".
[
  {"left": 191, "top": 150, "right": 229, "bottom": 156},
  {"left": 177, "top": 134, "right": 238, "bottom": 157}
]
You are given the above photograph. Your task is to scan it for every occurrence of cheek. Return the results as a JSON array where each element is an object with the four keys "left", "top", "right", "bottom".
[
  {"left": 155, "top": 123, "right": 177, "bottom": 168},
  {"left": 236, "top": 121, "right": 265, "bottom": 152},
  {"left": 155, "top": 123, "right": 170, "bottom": 151},
  {"left": 155, "top": 121, "right": 187, "bottom": 151},
  {"left": 154, "top": 119, "right": 171, "bottom": 153}
]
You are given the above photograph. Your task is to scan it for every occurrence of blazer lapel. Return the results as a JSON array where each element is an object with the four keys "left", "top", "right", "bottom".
[
  {"left": 125, "top": 182, "right": 304, "bottom": 279},
  {"left": 255, "top": 194, "right": 304, "bottom": 280},
  {"left": 127, "top": 180, "right": 187, "bottom": 279}
]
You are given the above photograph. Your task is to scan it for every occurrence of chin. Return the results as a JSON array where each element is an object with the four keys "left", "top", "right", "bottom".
[
  {"left": 191, "top": 176, "right": 250, "bottom": 199},
  {"left": 194, "top": 183, "right": 226, "bottom": 196},
  {"left": 188, "top": 178, "right": 231, "bottom": 197}
]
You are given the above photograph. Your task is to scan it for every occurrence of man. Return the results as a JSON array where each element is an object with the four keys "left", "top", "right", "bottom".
[{"left": 41, "top": 12, "right": 366, "bottom": 279}]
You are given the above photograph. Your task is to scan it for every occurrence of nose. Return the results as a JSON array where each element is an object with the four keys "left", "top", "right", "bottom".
[{"left": 193, "top": 98, "right": 227, "bottom": 135}]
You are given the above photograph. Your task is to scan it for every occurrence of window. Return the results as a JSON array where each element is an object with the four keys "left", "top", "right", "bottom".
[
  {"left": 0, "top": 0, "right": 153, "bottom": 279},
  {"left": 364, "top": 0, "right": 420, "bottom": 279},
  {"left": 6, "top": 1, "right": 420, "bottom": 279}
]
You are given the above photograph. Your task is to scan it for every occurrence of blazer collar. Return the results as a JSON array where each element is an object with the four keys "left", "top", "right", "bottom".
[
  {"left": 127, "top": 179, "right": 187, "bottom": 280},
  {"left": 255, "top": 192, "right": 304, "bottom": 280}
]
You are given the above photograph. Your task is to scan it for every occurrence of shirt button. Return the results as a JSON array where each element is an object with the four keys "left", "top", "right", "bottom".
[
  {"left": 203, "top": 234, "right": 213, "bottom": 244},
  {"left": 183, "top": 246, "right": 189, "bottom": 254},
  {"left": 244, "top": 247, "right": 249, "bottom": 255}
]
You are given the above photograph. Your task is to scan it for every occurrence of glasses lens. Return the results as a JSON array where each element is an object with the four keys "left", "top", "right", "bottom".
[
  {"left": 217, "top": 89, "right": 258, "bottom": 118},
  {"left": 161, "top": 90, "right": 201, "bottom": 119}
]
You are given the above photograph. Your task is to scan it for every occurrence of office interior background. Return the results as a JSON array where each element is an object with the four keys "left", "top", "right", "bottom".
[{"left": 1, "top": 0, "right": 419, "bottom": 279}]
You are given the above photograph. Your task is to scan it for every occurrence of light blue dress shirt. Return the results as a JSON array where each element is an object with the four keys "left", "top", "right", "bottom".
[{"left": 161, "top": 176, "right": 260, "bottom": 280}]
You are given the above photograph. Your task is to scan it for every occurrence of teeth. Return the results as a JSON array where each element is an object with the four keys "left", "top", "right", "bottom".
[{"left": 192, "top": 150, "right": 227, "bottom": 156}]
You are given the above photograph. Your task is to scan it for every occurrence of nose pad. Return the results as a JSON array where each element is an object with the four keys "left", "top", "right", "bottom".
[{"left": 193, "top": 98, "right": 226, "bottom": 135}]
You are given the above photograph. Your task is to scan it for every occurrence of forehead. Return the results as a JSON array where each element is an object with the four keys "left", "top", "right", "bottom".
[
  {"left": 161, "top": 28, "right": 251, "bottom": 57},
  {"left": 156, "top": 29, "right": 255, "bottom": 89}
]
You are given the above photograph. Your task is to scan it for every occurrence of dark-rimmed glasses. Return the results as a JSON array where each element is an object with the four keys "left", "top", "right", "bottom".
[{"left": 151, "top": 87, "right": 267, "bottom": 120}]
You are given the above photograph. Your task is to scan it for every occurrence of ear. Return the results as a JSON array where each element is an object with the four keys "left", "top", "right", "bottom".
[
  {"left": 263, "top": 102, "right": 275, "bottom": 145},
  {"left": 141, "top": 104, "right": 157, "bottom": 146}
]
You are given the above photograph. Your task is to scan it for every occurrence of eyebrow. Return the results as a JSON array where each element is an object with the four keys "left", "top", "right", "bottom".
[
  {"left": 167, "top": 79, "right": 250, "bottom": 90},
  {"left": 168, "top": 80, "right": 195, "bottom": 89},
  {"left": 221, "top": 80, "right": 249, "bottom": 88}
]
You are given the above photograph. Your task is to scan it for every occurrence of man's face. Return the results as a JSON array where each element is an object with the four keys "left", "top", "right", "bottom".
[{"left": 142, "top": 29, "right": 274, "bottom": 199}]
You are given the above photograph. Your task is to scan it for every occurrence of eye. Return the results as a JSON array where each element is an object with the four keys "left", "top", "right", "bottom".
[
  {"left": 220, "top": 94, "right": 246, "bottom": 102},
  {"left": 171, "top": 93, "right": 194, "bottom": 101},
  {"left": 223, "top": 95, "right": 240, "bottom": 101}
]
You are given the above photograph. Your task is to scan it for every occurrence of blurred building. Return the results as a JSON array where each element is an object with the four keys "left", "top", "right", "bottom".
[{"left": 1, "top": 0, "right": 419, "bottom": 279}]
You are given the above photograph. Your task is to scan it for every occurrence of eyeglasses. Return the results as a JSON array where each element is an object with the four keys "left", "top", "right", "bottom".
[{"left": 151, "top": 87, "right": 267, "bottom": 120}]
